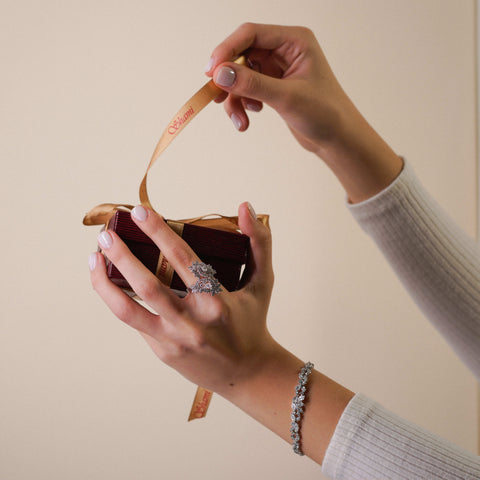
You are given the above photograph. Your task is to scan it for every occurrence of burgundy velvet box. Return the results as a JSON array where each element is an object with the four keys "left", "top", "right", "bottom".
[{"left": 105, "top": 210, "right": 249, "bottom": 295}]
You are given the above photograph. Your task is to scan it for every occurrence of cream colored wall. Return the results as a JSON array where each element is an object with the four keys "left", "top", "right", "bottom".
[{"left": 0, "top": 1, "right": 477, "bottom": 479}]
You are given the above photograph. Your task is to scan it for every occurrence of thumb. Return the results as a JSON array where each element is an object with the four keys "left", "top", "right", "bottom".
[
  {"left": 237, "top": 202, "right": 274, "bottom": 293},
  {"left": 213, "top": 63, "right": 284, "bottom": 107}
]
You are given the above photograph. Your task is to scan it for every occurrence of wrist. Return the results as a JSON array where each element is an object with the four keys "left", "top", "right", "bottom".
[
  {"left": 217, "top": 339, "right": 300, "bottom": 403},
  {"left": 315, "top": 104, "right": 403, "bottom": 203},
  {"left": 218, "top": 340, "right": 354, "bottom": 464},
  {"left": 217, "top": 340, "right": 308, "bottom": 448}
]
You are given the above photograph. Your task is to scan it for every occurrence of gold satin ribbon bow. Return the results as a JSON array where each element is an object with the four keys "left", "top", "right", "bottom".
[{"left": 83, "top": 56, "right": 269, "bottom": 420}]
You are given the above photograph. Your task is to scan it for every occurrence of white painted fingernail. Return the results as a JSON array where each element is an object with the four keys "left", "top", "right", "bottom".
[
  {"left": 231, "top": 113, "right": 242, "bottom": 131},
  {"left": 246, "top": 102, "right": 261, "bottom": 112},
  {"left": 132, "top": 205, "right": 148, "bottom": 222},
  {"left": 205, "top": 57, "right": 214, "bottom": 73},
  {"left": 98, "top": 231, "right": 113, "bottom": 250},
  {"left": 247, "top": 202, "right": 257, "bottom": 220},
  {"left": 88, "top": 253, "right": 97, "bottom": 271},
  {"left": 215, "top": 66, "right": 236, "bottom": 87}
]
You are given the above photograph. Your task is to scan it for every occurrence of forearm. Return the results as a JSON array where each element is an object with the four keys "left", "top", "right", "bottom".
[
  {"left": 349, "top": 161, "right": 480, "bottom": 380},
  {"left": 317, "top": 100, "right": 403, "bottom": 204},
  {"left": 218, "top": 340, "right": 354, "bottom": 465}
]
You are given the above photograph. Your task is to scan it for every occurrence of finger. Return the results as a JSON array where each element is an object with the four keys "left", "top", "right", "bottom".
[
  {"left": 205, "top": 23, "right": 295, "bottom": 75},
  {"left": 138, "top": 320, "right": 208, "bottom": 366},
  {"left": 243, "top": 98, "right": 263, "bottom": 113},
  {"left": 130, "top": 206, "right": 225, "bottom": 295},
  {"left": 224, "top": 93, "right": 249, "bottom": 132},
  {"left": 214, "top": 90, "right": 228, "bottom": 104},
  {"left": 89, "top": 251, "right": 162, "bottom": 336},
  {"left": 236, "top": 202, "right": 274, "bottom": 294},
  {"left": 212, "top": 62, "right": 286, "bottom": 108},
  {"left": 96, "top": 230, "right": 182, "bottom": 317}
]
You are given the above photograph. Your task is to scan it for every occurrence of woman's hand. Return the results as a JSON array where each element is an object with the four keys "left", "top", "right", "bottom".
[
  {"left": 205, "top": 23, "right": 350, "bottom": 154},
  {"left": 206, "top": 23, "right": 403, "bottom": 203},
  {"left": 89, "top": 202, "right": 277, "bottom": 395},
  {"left": 88, "top": 201, "right": 354, "bottom": 463}
]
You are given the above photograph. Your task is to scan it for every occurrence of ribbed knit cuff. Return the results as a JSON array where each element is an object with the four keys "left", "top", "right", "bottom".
[{"left": 322, "top": 393, "right": 480, "bottom": 480}]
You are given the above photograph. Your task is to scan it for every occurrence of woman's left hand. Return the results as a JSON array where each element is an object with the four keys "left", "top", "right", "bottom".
[{"left": 89, "top": 201, "right": 276, "bottom": 395}]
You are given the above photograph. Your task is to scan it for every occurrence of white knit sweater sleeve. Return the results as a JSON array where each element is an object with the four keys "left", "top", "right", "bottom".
[
  {"left": 322, "top": 394, "right": 480, "bottom": 479},
  {"left": 322, "top": 161, "right": 480, "bottom": 479},
  {"left": 349, "top": 161, "right": 480, "bottom": 378}
]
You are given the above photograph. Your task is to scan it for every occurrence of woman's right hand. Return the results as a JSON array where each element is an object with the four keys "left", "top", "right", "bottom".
[
  {"left": 206, "top": 23, "right": 403, "bottom": 203},
  {"left": 205, "top": 23, "right": 352, "bottom": 155}
]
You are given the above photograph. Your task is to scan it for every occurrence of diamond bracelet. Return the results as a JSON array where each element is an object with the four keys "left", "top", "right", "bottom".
[{"left": 290, "top": 361, "right": 314, "bottom": 456}]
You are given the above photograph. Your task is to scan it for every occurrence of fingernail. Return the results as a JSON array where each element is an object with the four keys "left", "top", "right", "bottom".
[
  {"left": 215, "top": 66, "right": 236, "bottom": 87},
  {"left": 231, "top": 113, "right": 242, "bottom": 131},
  {"left": 88, "top": 253, "right": 97, "bottom": 271},
  {"left": 98, "top": 231, "right": 113, "bottom": 250},
  {"left": 205, "top": 57, "right": 214, "bottom": 73},
  {"left": 247, "top": 202, "right": 257, "bottom": 220},
  {"left": 246, "top": 102, "right": 261, "bottom": 112},
  {"left": 132, "top": 205, "right": 148, "bottom": 222}
]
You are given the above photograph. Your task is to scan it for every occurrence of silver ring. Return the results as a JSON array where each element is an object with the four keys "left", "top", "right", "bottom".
[{"left": 187, "top": 261, "right": 222, "bottom": 296}]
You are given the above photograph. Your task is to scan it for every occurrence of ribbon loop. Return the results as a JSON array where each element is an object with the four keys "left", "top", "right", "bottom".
[
  {"left": 139, "top": 80, "right": 225, "bottom": 210},
  {"left": 82, "top": 56, "right": 255, "bottom": 229}
]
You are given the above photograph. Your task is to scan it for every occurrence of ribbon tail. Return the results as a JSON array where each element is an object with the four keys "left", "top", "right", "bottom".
[{"left": 82, "top": 203, "right": 135, "bottom": 226}]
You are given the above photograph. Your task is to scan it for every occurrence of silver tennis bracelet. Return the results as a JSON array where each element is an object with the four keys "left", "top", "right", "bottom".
[{"left": 290, "top": 361, "right": 314, "bottom": 455}]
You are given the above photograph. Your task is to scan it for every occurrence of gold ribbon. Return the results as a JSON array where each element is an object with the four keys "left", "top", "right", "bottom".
[
  {"left": 83, "top": 56, "right": 262, "bottom": 227},
  {"left": 188, "top": 387, "right": 213, "bottom": 421},
  {"left": 83, "top": 55, "right": 269, "bottom": 421},
  {"left": 83, "top": 204, "right": 268, "bottom": 232},
  {"left": 156, "top": 220, "right": 184, "bottom": 288}
]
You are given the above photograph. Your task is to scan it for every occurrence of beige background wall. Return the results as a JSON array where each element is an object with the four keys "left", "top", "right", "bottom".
[{"left": 1, "top": 1, "right": 477, "bottom": 479}]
